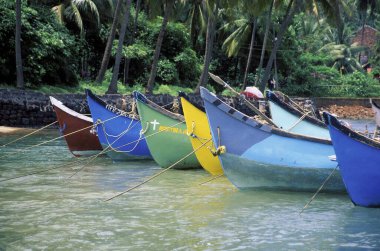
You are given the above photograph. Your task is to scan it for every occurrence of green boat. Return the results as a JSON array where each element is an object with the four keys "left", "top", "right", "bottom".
[{"left": 134, "top": 92, "right": 201, "bottom": 169}]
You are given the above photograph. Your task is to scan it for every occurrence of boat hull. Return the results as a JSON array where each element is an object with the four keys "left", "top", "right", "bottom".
[
  {"left": 50, "top": 97, "right": 102, "bottom": 157},
  {"left": 181, "top": 97, "right": 223, "bottom": 175},
  {"left": 325, "top": 113, "right": 380, "bottom": 207},
  {"left": 201, "top": 87, "right": 345, "bottom": 192},
  {"left": 135, "top": 94, "right": 201, "bottom": 169},
  {"left": 86, "top": 90, "right": 152, "bottom": 161}
]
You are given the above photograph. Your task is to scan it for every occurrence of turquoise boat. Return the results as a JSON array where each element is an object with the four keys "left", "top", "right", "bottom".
[
  {"left": 201, "top": 87, "right": 345, "bottom": 192},
  {"left": 267, "top": 91, "right": 330, "bottom": 140}
]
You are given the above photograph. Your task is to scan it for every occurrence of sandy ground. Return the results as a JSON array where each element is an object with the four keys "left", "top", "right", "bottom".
[{"left": 0, "top": 126, "right": 35, "bottom": 135}]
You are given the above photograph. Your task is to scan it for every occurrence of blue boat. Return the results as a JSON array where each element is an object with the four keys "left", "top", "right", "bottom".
[
  {"left": 267, "top": 91, "right": 330, "bottom": 140},
  {"left": 200, "top": 87, "right": 345, "bottom": 192},
  {"left": 86, "top": 90, "right": 152, "bottom": 161},
  {"left": 324, "top": 112, "right": 380, "bottom": 207}
]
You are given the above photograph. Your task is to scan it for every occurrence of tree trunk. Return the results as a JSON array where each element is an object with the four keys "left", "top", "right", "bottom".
[
  {"left": 16, "top": 0, "right": 24, "bottom": 89},
  {"left": 242, "top": 19, "right": 257, "bottom": 89},
  {"left": 106, "top": 0, "right": 132, "bottom": 94},
  {"left": 96, "top": 0, "right": 123, "bottom": 83},
  {"left": 190, "top": 0, "right": 201, "bottom": 48},
  {"left": 255, "top": 0, "right": 274, "bottom": 86},
  {"left": 123, "top": 0, "right": 141, "bottom": 86},
  {"left": 194, "top": 0, "right": 219, "bottom": 94},
  {"left": 145, "top": 0, "right": 172, "bottom": 94},
  {"left": 259, "top": 0, "right": 299, "bottom": 92}
]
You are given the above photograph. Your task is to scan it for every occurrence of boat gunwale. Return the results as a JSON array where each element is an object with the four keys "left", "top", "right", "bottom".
[
  {"left": 201, "top": 87, "right": 331, "bottom": 145},
  {"left": 133, "top": 91, "right": 185, "bottom": 122},
  {"left": 85, "top": 89, "right": 139, "bottom": 121},
  {"left": 323, "top": 112, "right": 380, "bottom": 150},
  {"left": 50, "top": 96, "right": 93, "bottom": 123},
  {"left": 267, "top": 91, "right": 326, "bottom": 128}
]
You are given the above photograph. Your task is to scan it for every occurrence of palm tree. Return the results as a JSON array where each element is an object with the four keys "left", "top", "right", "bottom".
[
  {"left": 52, "top": 0, "right": 102, "bottom": 35},
  {"left": 96, "top": 0, "right": 123, "bottom": 83},
  {"left": 319, "top": 42, "right": 366, "bottom": 73},
  {"left": 259, "top": 0, "right": 299, "bottom": 92},
  {"left": 254, "top": 0, "right": 274, "bottom": 86},
  {"left": 124, "top": 0, "right": 141, "bottom": 86},
  {"left": 194, "top": 0, "right": 219, "bottom": 94},
  {"left": 146, "top": 0, "right": 174, "bottom": 94},
  {"left": 107, "top": 0, "right": 132, "bottom": 94},
  {"left": 15, "top": 0, "right": 24, "bottom": 89}
]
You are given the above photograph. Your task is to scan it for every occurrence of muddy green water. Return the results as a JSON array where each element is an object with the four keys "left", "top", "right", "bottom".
[{"left": 1, "top": 129, "right": 380, "bottom": 250}]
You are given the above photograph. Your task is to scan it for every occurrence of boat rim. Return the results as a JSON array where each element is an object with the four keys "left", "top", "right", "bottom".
[
  {"left": 49, "top": 96, "right": 93, "bottom": 123},
  {"left": 323, "top": 112, "right": 380, "bottom": 149},
  {"left": 266, "top": 90, "right": 326, "bottom": 128},
  {"left": 200, "top": 87, "right": 331, "bottom": 145}
]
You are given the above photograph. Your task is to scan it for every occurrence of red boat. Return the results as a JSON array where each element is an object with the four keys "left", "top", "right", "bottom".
[{"left": 50, "top": 96, "right": 102, "bottom": 156}]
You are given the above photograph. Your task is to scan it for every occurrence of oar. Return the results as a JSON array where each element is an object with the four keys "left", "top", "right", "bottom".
[
  {"left": 208, "top": 72, "right": 277, "bottom": 127},
  {"left": 105, "top": 138, "right": 212, "bottom": 202}
]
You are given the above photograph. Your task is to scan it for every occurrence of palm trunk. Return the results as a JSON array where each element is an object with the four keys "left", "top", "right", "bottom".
[
  {"left": 190, "top": 0, "right": 201, "bottom": 48},
  {"left": 96, "top": 0, "right": 123, "bottom": 83},
  {"left": 242, "top": 19, "right": 257, "bottom": 89},
  {"left": 15, "top": 0, "right": 24, "bottom": 89},
  {"left": 123, "top": 0, "right": 141, "bottom": 86},
  {"left": 107, "top": 0, "right": 132, "bottom": 94},
  {"left": 259, "top": 0, "right": 299, "bottom": 92},
  {"left": 194, "top": 0, "right": 219, "bottom": 94},
  {"left": 255, "top": 0, "right": 274, "bottom": 86},
  {"left": 146, "top": 0, "right": 172, "bottom": 94}
]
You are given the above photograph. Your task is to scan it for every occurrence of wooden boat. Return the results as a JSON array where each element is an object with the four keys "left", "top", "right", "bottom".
[
  {"left": 324, "top": 112, "right": 380, "bottom": 207},
  {"left": 370, "top": 99, "right": 380, "bottom": 128},
  {"left": 200, "top": 87, "right": 345, "bottom": 192},
  {"left": 267, "top": 91, "right": 330, "bottom": 140},
  {"left": 179, "top": 93, "right": 223, "bottom": 175},
  {"left": 85, "top": 90, "right": 152, "bottom": 161},
  {"left": 134, "top": 91, "right": 201, "bottom": 169},
  {"left": 49, "top": 96, "right": 102, "bottom": 156}
]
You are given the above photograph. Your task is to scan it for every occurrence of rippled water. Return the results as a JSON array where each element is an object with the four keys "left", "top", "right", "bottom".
[{"left": 1, "top": 128, "right": 380, "bottom": 250}]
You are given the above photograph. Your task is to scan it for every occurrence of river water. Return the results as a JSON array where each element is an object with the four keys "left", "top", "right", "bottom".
[{"left": 1, "top": 124, "right": 380, "bottom": 250}]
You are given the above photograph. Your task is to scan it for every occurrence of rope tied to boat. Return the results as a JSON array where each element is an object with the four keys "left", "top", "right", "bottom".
[
  {"left": 1, "top": 120, "right": 58, "bottom": 148},
  {"left": 0, "top": 113, "right": 124, "bottom": 160},
  {"left": 299, "top": 164, "right": 339, "bottom": 215},
  {"left": 171, "top": 97, "right": 180, "bottom": 113},
  {"left": 105, "top": 138, "right": 212, "bottom": 201},
  {"left": 210, "top": 127, "right": 226, "bottom": 156}
]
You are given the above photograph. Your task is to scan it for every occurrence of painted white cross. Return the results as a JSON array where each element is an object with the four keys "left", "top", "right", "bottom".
[{"left": 150, "top": 119, "right": 160, "bottom": 130}]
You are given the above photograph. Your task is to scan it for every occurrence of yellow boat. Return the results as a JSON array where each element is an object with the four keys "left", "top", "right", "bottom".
[{"left": 180, "top": 95, "right": 224, "bottom": 175}]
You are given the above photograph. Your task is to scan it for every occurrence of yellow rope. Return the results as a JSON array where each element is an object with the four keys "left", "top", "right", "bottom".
[
  {"left": 105, "top": 138, "right": 212, "bottom": 202},
  {"left": 1, "top": 120, "right": 58, "bottom": 147}
]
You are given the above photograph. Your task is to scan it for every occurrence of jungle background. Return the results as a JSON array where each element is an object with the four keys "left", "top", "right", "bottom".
[{"left": 1, "top": 0, "right": 380, "bottom": 97}]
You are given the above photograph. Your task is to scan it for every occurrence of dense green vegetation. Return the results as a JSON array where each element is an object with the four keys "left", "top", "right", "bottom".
[{"left": 2, "top": 0, "right": 380, "bottom": 97}]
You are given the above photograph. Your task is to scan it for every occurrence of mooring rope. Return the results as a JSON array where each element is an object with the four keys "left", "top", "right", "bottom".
[
  {"left": 104, "top": 138, "right": 212, "bottom": 202},
  {"left": 299, "top": 165, "right": 339, "bottom": 215},
  {"left": 0, "top": 156, "right": 91, "bottom": 183},
  {"left": 199, "top": 173, "right": 224, "bottom": 185},
  {"left": 1, "top": 120, "right": 58, "bottom": 147},
  {"left": 0, "top": 113, "right": 124, "bottom": 160}
]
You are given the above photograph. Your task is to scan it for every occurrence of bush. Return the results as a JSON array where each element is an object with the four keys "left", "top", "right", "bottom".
[
  {"left": 0, "top": 1, "right": 83, "bottom": 86},
  {"left": 156, "top": 59, "right": 178, "bottom": 84},
  {"left": 174, "top": 48, "right": 202, "bottom": 86}
]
